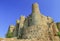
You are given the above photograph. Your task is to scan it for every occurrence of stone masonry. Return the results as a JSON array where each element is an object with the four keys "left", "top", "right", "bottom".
[{"left": 5, "top": 3, "right": 60, "bottom": 41}]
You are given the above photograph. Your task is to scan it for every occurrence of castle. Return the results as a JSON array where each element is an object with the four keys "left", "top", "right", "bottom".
[{"left": 5, "top": 3, "right": 60, "bottom": 41}]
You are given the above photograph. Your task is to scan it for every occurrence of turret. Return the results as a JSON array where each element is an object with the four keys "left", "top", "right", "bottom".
[
  {"left": 56, "top": 22, "right": 60, "bottom": 31},
  {"left": 18, "top": 16, "right": 25, "bottom": 38},
  {"left": 9, "top": 25, "right": 15, "bottom": 32},
  {"left": 32, "top": 3, "right": 40, "bottom": 13},
  {"left": 32, "top": 3, "right": 42, "bottom": 25},
  {"left": 19, "top": 16, "right": 25, "bottom": 28}
]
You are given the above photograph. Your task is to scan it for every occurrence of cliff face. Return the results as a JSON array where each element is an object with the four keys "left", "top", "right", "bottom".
[{"left": 5, "top": 3, "right": 60, "bottom": 41}]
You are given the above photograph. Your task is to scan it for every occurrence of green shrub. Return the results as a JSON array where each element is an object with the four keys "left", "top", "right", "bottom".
[
  {"left": 57, "top": 32, "right": 60, "bottom": 37},
  {"left": 6, "top": 31, "right": 13, "bottom": 38}
]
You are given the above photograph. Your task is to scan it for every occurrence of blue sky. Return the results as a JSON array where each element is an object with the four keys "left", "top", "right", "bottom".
[{"left": 0, "top": 0, "right": 60, "bottom": 38}]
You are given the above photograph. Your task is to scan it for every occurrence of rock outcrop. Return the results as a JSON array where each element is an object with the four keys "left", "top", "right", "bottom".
[
  {"left": 56, "top": 22, "right": 60, "bottom": 31},
  {"left": 6, "top": 3, "right": 60, "bottom": 41}
]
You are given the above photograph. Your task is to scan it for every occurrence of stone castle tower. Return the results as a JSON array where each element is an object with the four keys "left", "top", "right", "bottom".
[{"left": 6, "top": 3, "right": 60, "bottom": 41}]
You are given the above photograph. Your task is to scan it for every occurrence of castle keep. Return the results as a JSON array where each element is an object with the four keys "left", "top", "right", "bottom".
[{"left": 6, "top": 3, "right": 60, "bottom": 41}]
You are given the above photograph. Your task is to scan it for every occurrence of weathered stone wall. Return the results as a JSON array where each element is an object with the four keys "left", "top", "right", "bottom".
[
  {"left": 22, "top": 25, "right": 49, "bottom": 39},
  {"left": 19, "top": 16, "right": 25, "bottom": 28},
  {"left": 47, "top": 22, "right": 59, "bottom": 41},
  {"left": 9, "top": 25, "right": 15, "bottom": 33},
  {"left": 14, "top": 20, "right": 20, "bottom": 37},
  {"left": 22, "top": 23, "right": 60, "bottom": 41},
  {"left": 24, "top": 14, "right": 32, "bottom": 28},
  {"left": 32, "top": 3, "right": 42, "bottom": 25},
  {"left": 18, "top": 16, "right": 25, "bottom": 38}
]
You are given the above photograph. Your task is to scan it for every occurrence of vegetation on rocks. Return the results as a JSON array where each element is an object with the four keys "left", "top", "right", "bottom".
[
  {"left": 57, "top": 32, "right": 60, "bottom": 37},
  {"left": 6, "top": 30, "right": 13, "bottom": 38},
  {"left": 6, "top": 32, "right": 13, "bottom": 38}
]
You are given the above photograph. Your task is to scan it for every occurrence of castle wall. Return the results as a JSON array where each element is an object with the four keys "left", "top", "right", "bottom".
[
  {"left": 22, "top": 25, "right": 51, "bottom": 41},
  {"left": 14, "top": 20, "right": 20, "bottom": 37},
  {"left": 24, "top": 14, "right": 32, "bottom": 28},
  {"left": 18, "top": 16, "right": 25, "bottom": 38},
  {"left": 9, "top": 25, "right": 15, "bottom": 33},
  {"left": 19, "top": 16, "right": 25, "bottom": 28},
  {"left": 24, "top": 18, "right": 28, "bottom": 28},
  {"left": 31, "top": 3, "right": 42, "bottom": 25}
]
